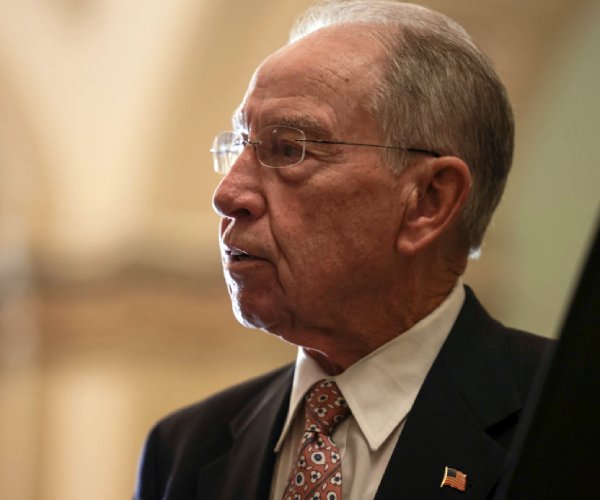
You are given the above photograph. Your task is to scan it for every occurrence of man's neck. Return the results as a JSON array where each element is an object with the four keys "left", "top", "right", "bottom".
[{"left": 302, "top": 277, "right": 462, "bottom": 375}]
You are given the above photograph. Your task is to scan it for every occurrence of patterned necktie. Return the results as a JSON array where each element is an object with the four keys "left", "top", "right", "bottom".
[{"left": 282, "top": 380, "right": 350, "bottom": 500}]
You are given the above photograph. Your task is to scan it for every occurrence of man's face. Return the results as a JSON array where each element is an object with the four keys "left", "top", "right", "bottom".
[{"left": 212, "top": 27, "right": 416, "bottom": 351}]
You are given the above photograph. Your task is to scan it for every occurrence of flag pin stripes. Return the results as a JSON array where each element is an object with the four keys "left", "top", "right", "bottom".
[{"left": 440, "top": 466, "right": 467, "bottom": 492}]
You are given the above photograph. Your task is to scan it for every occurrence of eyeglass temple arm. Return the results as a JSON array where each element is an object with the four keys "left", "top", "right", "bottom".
[{"left": 297, "top": 139, "right": 441, "bottom": 158}]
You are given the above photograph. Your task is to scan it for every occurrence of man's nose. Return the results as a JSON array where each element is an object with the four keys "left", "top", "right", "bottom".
[{"left": 211, "top": 150, "right": 266, "bottom": 220}]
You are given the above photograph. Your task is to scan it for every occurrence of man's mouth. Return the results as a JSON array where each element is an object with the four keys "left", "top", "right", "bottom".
[{"left": 226, "top": 248, "right": 254, "bottom": 261}]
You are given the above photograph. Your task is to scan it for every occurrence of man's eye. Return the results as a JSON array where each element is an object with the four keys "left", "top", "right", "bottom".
[
  {"left": 281, "top": 141, "right": 303, "bottom": 158},
  {"left": 267, "top": 137, "right": 302, "bottom": 159}
]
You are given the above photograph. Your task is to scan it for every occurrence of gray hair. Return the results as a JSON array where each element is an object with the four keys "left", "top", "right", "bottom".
[{"left": 290, "top": 0, "right": 515, "bottom": 254}]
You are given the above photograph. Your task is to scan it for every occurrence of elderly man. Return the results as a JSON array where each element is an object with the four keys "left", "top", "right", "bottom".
[{"left": 135, "top": 1, "right": 551, "bottom": 499}]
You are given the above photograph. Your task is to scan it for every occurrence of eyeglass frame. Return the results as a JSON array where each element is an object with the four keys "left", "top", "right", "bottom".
[{"left": 210, "top": 124, "right": 441, "bottom": 174}]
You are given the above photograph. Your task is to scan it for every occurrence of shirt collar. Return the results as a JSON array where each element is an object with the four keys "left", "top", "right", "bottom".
[
  {"left": 274, "top": 281, "right": 465, "bottom": 452},
  {"left": 274, "top": 347, "right": 328, "bottom": 452}
]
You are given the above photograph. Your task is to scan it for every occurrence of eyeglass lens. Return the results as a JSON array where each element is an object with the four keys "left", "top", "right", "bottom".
[
  {"left": 211, "top": 126, "right": 306, "bottom": 174},
  {"left": 211, "top": 131, "right": 241, "bottom": 174}
]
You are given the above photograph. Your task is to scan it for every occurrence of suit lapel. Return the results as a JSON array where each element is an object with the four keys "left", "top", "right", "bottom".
[
  {"left": 195, "top": 366, "right": 294, "bottom": 500},
  {"left": 376, "top": 288, "right": 522, "bottom": 499}
]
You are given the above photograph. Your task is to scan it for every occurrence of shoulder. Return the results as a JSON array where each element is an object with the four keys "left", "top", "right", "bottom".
[
  {"left": 473, "top": 286, "right": 553, "bottom": 375},
  {"left": 496, "top": 325, "right": 553, "bottom": 384},
  {"left": 154, "top": 363, "right": 293, "bottom": 438},
  {"left": 457, "top": 285, "right": 554, "bottom": 361},
  {"left": 443, "top": 286, "right": 555, "bottom": 412},
  {"left": 135, "top": 363, "right": 294, "bottom": 497}
]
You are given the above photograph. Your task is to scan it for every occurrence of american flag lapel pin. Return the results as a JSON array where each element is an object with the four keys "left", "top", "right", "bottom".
[{"left": 440, "top": 466, "right": 467, "bottom": 492}]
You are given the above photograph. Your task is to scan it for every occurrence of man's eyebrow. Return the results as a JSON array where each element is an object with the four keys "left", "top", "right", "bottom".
[
  {"left": 230, "top": 112, "right": 332, "bottom": 139},
  {"left": 278, "top": 116, "right": 332, "bottom": 140}
]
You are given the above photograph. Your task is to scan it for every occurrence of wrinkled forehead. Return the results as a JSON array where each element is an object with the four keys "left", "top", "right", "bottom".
[{"left": 233, "top": 25, "right": 386, "bottom": 136}]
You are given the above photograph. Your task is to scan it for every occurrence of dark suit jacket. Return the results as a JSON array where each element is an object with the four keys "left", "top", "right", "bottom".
[{"left": 134, "top": 287, "right": 552, "bottom": 499}]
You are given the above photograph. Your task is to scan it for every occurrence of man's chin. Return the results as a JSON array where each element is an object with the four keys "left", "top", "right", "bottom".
[{"left": 231, "top": 299, "right": 284, "bottom": 333}]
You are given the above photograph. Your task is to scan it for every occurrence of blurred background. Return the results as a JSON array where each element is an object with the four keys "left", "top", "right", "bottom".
[{"left": 0, "top": 0, "right": 598, "bottom": 498}]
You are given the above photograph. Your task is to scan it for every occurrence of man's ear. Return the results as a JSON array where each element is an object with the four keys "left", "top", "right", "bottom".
[{"left": 397, "top": 156, "right": 471, "bottom": 255}]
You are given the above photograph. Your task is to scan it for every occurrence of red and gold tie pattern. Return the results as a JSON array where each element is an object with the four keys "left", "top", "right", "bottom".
[{"left": 282, "top": 380, "right": 350, "bottom": 500}]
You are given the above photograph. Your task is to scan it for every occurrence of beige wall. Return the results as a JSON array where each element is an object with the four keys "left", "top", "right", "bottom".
[{"left": 0, "top": 1, "right": 598, "bottom": 498}]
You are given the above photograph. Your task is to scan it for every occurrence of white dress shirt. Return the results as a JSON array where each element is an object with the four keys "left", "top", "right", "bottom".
[{"left": 269, "top": 282, "right": 465, "bottom": 500}]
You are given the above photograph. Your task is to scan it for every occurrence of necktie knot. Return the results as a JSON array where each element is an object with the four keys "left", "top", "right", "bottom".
[{"left": 303, "top": 380, "right": 349, "bottom": 436}]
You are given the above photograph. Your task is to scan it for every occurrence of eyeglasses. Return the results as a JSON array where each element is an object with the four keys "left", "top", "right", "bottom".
[{"left": 210, "top": 125, "right": 441, "bottom": 175}]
